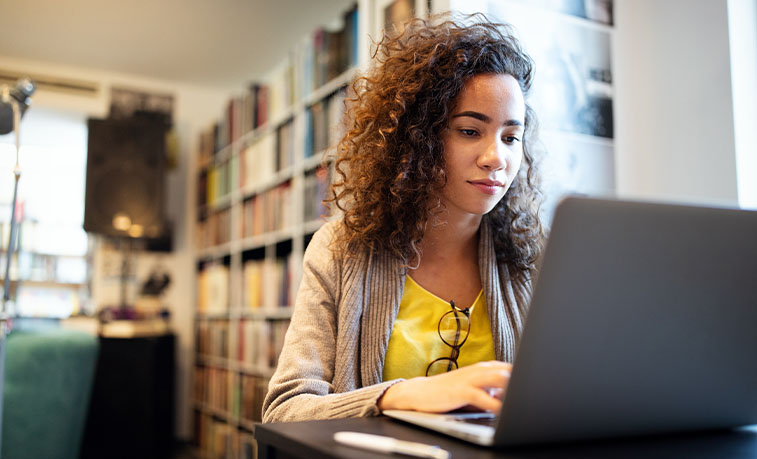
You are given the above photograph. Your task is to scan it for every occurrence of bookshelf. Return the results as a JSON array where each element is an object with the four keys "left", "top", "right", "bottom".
[
  {"left": 189, "top": 1, "right": 619, "bottom": 455},
  {"left": 191, "top": 3, "right": 363, "bottom": 457}
]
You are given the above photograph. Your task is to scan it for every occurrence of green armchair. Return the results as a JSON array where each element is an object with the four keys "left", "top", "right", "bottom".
[{"left": 1, "top": 329, "right": 99, "bottom": 459}]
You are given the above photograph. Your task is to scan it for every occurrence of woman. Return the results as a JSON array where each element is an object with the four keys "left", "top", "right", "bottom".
[{"left": 263, "top": 14, "right": 544, "bottom": 423}]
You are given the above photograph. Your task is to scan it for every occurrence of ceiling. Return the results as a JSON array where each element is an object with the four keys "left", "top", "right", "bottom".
[{"left": 0, "top": 0, "right": 357, "bottom": 90}]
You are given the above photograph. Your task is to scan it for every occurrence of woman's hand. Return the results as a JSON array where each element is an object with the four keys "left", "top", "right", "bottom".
[{"left": 377, "top": 361, "right": 512, "bottom": 413}]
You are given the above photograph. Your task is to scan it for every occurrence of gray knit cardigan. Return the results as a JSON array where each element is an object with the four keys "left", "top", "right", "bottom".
[{"left": 262, "top": 217, "right": 532, "bottom": 422}]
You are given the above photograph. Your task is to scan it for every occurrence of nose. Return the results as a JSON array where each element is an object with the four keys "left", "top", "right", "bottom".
[{"left": 477, "top": 136, "right": 508, "bottom": 172}]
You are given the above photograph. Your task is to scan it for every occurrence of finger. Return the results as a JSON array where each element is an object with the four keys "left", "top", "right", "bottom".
[
  {"left": 472, "top": 361, "right": 513, "bottom": 371},
  {"left": 488, "top": 387, "right": 505, "bottom": 400},
  {"left": 465, "top": 386, "right": 503, "bottom": 413},
  {"left": 471, "top": 367, "right": 511, "bottom": 389}
]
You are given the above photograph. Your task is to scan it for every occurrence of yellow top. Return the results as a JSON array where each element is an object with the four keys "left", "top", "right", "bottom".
[{"left": 382, "top": 275, "right": 496, "bottom": 381}]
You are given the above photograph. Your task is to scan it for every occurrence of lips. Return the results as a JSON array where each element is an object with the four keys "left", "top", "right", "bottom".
[{"left": 468, "top": 179, "right": 505, "bottom": 195}]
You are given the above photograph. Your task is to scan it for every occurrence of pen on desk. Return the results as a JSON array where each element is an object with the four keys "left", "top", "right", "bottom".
[{"left": 334, "top": 431, "right": 450, "bottom": 459}]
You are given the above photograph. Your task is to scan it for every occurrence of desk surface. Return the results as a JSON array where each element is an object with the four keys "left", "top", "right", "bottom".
[{"left": 255, "top": 416, "right": 757, "bottom": 459}]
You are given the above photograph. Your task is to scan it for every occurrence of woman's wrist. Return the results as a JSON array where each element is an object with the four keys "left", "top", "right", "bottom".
[{"left": 378, "top": 378, "right": 417, "bottom": 411}]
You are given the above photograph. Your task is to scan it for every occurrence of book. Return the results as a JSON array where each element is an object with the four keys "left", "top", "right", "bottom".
[
  {"left": 310, "top": 100, "right": 328, "bottom": 155},
  {"left": 267, "top": 59, "right": 294, "bottom": 122},
  {"left": 325, "top": 27, "right": 346, "bottom": 83},
  {"left": 242, "top": 133, "right": 275, "bottom": 188},
  {"left": 256, "top": 85, "right": 269, "bottom": 128},
  {"left": 344, "top": 4, "right": 359, "bottom": 67},
  {"left": 273, "top": 254, "right": 294, "bottom": 307},
  {"left": 276, "top": 121, "right": 295, "bottom": 172},
  {"left": 327, "top": 88, "right": 348, "bottom": 147},
  {"left": 303, "top": 108, "right": 314, "bottom": 158},
  {"left": 198, "top": 263, "right": 229, "bottom": 313},
  {"left": 201, "top": 207, "right": 231, "bottom": 247},
  {"left": 299, "top": 33, "right": 316, "bottom": 99},
  {"left": 243, "top": 259, "right": 264, "bottom": 309},
  {"left": 303, "top": 166, "right": 331, "bottom": 222}
]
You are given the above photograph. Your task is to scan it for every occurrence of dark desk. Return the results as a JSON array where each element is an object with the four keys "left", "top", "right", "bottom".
[{"left": 255, "top": 416, "right": 757, "bottom": 459}]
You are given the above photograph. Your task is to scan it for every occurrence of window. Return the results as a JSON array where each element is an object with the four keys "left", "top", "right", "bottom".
[{"left": 0, "top": 106, "right": 90, "bottom": 317}]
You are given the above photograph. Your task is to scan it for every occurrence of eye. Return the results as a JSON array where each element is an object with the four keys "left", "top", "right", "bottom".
[
  {"left": 459, "top": 128, "right": 479, "bottom": 137},
  {"left": 503, "top": 135, "right": 521, "bottom": 145}
]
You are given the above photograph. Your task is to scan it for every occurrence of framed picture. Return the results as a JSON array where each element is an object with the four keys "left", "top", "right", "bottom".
[
  {"left": 509, "top": 0, "right": 613, "bottom": 25},
  {"left": 486, "top": 2, "right": 614, "bottom": 138}
]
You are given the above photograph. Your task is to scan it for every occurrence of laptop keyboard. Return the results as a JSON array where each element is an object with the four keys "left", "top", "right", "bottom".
[
  {"left": 457, "top": 417, "right": 497, "bottom": 427},
  {"left": 450, "top": 413, "right": 497, "bottom": 427}
]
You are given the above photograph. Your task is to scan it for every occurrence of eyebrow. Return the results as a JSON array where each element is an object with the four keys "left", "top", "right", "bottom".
[{"left": 451, "top": 111, "right": 524, "bottom": 127}]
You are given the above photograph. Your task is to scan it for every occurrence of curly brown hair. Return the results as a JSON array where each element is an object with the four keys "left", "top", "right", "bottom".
[{"left": 327, "top": 13, "right": 544, "bottom": 276}]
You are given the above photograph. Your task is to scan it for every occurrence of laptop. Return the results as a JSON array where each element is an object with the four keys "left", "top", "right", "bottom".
[{"left": 384, "top": 196, "right": 757, "bottom": 446}]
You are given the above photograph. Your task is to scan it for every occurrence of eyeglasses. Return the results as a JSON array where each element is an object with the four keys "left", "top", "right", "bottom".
[{"left": 426, "top": 300, "right": 471, "bottom": 376}]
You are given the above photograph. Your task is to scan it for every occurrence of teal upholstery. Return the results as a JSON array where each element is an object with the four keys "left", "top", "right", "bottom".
[{"left": 1, "top": 329, "right": 99, "bottom": 459}]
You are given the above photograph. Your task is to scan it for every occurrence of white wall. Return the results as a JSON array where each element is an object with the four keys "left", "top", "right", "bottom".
[
  {"left": 728, "top": 0, "right": 757, "bottom": 209},
  {"left": 613, "top": 0, "right": 740, "bottom": 206},
  {"left": 0, "top": 54, "right": 227, "bottom": 439}
]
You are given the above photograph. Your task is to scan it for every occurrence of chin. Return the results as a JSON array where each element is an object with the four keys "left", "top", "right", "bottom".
[
  {"left": 467, "top": 200, "right": 503, "bottom": 216},
  {"left": 483, "top": 196, "right": 507, "bottom": 213}
]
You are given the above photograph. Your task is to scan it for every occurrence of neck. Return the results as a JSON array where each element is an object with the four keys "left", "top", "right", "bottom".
[{"left": 415, "top": 212, "right": 482, "bottom": 266}]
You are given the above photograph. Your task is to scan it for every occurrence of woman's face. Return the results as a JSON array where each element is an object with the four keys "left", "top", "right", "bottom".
[{"left": 440, "top": 73, "right": 526, "bottom": 219}]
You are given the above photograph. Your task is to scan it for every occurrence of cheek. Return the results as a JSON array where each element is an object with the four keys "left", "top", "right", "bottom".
[
  {"left": 506, "top": 151, "right": 523, "bottom": 181},
  {"left": 441, "top": 145, "right": 467, "bottom": 179}
]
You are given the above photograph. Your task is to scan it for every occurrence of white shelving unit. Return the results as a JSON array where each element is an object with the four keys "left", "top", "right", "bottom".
[{"left": 191, "top": 3, "right": 367, "bottom": 457}]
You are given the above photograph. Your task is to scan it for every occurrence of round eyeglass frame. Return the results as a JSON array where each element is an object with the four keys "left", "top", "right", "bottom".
[{"left": 425, "top": 300, "right": 471, "bottom": 376}]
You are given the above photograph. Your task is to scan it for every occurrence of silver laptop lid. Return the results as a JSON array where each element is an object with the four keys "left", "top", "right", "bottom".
[{"left": 497, "top": 196, "right": 757, "bottom": 446}]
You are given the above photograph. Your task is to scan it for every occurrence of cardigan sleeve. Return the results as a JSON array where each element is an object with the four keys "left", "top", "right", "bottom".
[{"left": 262, "top": 223, "right": 399, "bottom": 422}]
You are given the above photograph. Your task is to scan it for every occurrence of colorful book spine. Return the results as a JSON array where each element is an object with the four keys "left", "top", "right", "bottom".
[{"left": 197, "top": 263, "right": 230, "bottom": 313}]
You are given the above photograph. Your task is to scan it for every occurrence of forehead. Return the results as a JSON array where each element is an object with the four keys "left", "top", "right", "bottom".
[{"left": 453, "top": 73, "right": 526, "bottom": 119}]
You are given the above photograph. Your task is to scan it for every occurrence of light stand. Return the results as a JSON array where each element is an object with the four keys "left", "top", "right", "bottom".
[
  {"left": 0, "top": 78, "right": 35, "bottom": 456},
  {"left": 1, "top": 86, "right": 23, "bottom": 319},
  {"left": 0, "top": 84, "right": 23, "bottom": 456}
]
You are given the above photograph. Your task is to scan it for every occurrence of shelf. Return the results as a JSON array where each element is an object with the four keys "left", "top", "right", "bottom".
[
  {"left": 239, "top": 165, "right": 295, "bottom": 199},
  {"left": 302, "top": 67, "right": 356, "bottom": 108},
  {"left": 302, "top": 152, "right": 328, "bottom": 171},
  {"left": 197, "top": 242, "right": 232, "bottom": 260},
  {"left": 204, "top": 68, "right": 354, "bottom": 177},
  {"left": 195, "top": 312, "right": 232, "bottom": 320},
  {"left": 239, "top": 419, "right": 256, "bottom": 433},
  {"left": 197, "top": 157, "right": 213, "bottom": 171},
  {"left": 235, "top": 362, "right": 276, "bottom": 378},
  {"left": 195, "top": 306, "right": 294, "bottom": 322},
  {"left": 238, "top": 306, "right": 293, "bottom": 320},
  {"left": 196, "top": 355, "right": 231, "bottom": 368},
  {"left": 199, "top": 224, "right": 307, "bottom": 256},
  {"left": 228, "top": 69, "right": 353, "bottom": 157},
  {"left": 10, "top": 280, "right": 86, "bottom": 289},
  {"left": 213, "top": 142, "right": 236, "bottom": 165},
  {"left": 195, "top": 402, "right": 258, "bottom": 435},
  {"left": 235, "top": 107, "right": 296, "bottom": 149},
  {"left": 0, "top": 250, "right": 87, "bottom": 259},
  {"left": 195, "top": 402, "right": 236, "bottom": 424},
  {"left": 205, "top": 194, "right": 233, "bottom": 212},
  {"left": 191, "top": 3, "right": 360, "bottom": 448},
  {"left": 239, "top": 227, "right": 295, "bottom": 252},
  {"left": 197, "top": 354, "right": 277, "bottom": 378},
  {"left": 198, "top": 221, "right": 327, "bottom": 259},
  {"left": 302, "top": 219, "right": 326, "bottom": 236}
]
